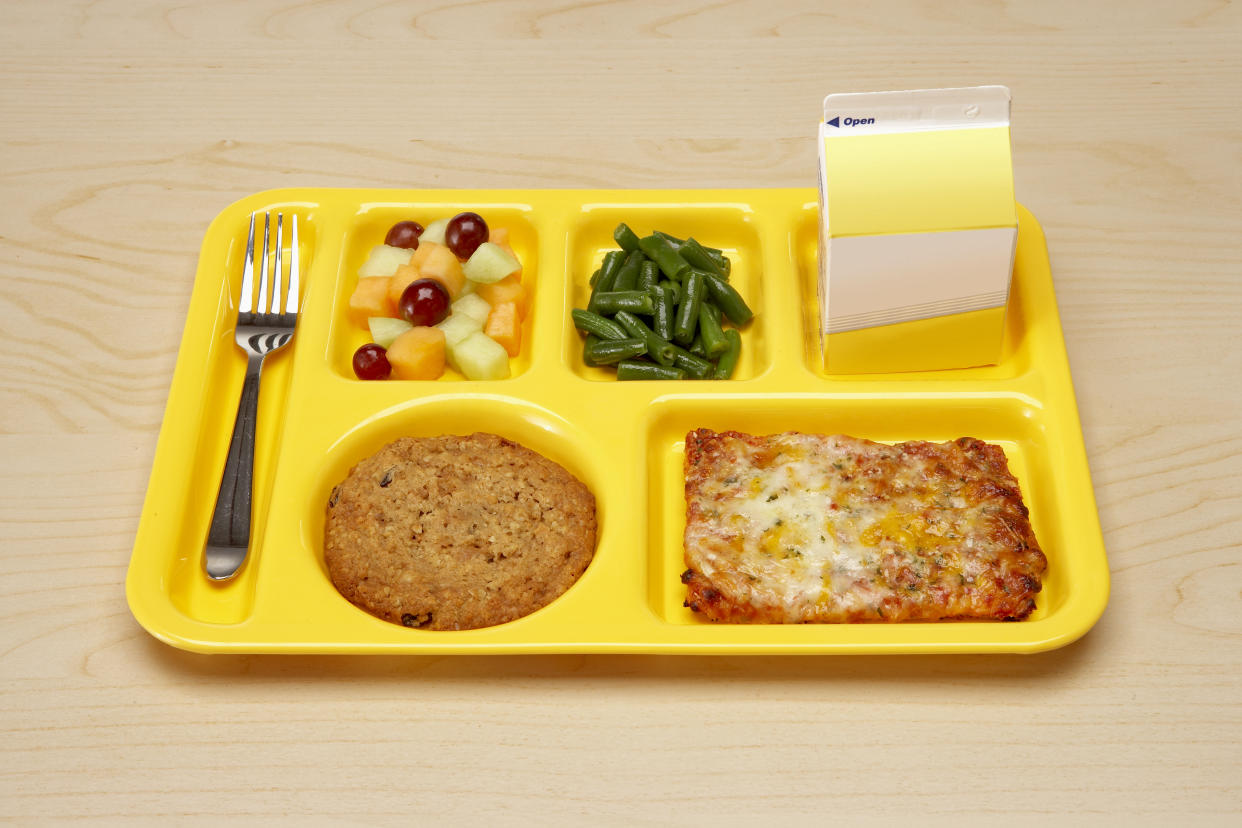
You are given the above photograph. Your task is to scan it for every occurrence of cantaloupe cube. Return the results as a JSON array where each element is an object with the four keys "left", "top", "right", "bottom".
[
  {"left": 387, "top": 262, "right": 421, "bottom": 311},
  {"left": 474, "top": 275, "right": 528, "bottom": 319},
  {"left": 386, "top": 326, "right": 446, "bottom": 380},
  {"left": 418, "top": 243, "right": 467, "bottom": 297},
  {"left": 483, "top": 301, "right": 521, "bottom": 357},
  {"left": 348, "top": 276, "right": 397, "bottom": 325},
  {"left": 409, "top": 240, "right": 440, "bottom": 270}
]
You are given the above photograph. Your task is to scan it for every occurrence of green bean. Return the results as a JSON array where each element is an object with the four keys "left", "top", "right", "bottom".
[
  {"left": 596, "top": 250, "right": 624, "bottom": 287},
  {"left": 656, "top": 230, "right": 725, "bottom": 261},
  {"left": 615, "top": 311, "right": 677, "bottom": 367},
  {"left": 661, "top": 279, "right": 681, "bottom": 307},
  {"left": 638, "top": 234, "right": 691, "bottom": 281},
  {"left": 712, "top": 328, "right": 742, "bottom": 379},
  {"left": 588, "top": 267, "right": 602, "bottom": 288},
  {"left": 637, "top": 260, "right": 660, "bottom": 292},
  {"left": 704, "top": 273, "right": 753, "bottom": 326},
  {"left": 688, "top": 333, "right": 707, "bottom": 357},
  {"left": 680, "top": 238, "right": 724, "bottom": 277},
  {"left": 584, "top": 337, "right": 647, "bottom": 366},
  {"left": 614, "top": 222, "right": 642, "bottom": 253},
  {"left": 669, "top": 346, "right": 714, "bottom": 380},
  {"left": 713, "top": 251, "right": 731, "bottom": 278},
  {"left": 617, "top": 361, "right": 685, "bottom": 381},
  {"left": 673, "top": 271, "right": 705, "bottom": 346},
  {"left": 591, "top": 290, "right": 654, "bottom": 316},
  {"left": 572, "top": 308, "right": 629, "bottom": 341},
  {"left": 650, "top": 284, "right": 674, "bottom": 341},
  {"left": 613, "top": 250, "right": 644, "bottom": 292},
  {"left": 697, "top": 301, "right": 729, "bottom": 358},
  {"left": 587, "top": 250, "right": 626, "bottom": 313}
]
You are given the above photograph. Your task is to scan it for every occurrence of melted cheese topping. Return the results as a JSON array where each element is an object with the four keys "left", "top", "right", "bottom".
[{"left": 683, "top": 430, "right": 1044, "bottom": 623}]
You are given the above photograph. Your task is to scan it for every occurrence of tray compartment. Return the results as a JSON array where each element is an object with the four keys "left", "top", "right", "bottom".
[
  {"left": 564, "top": 201, "right": 769, "bottom": 382},
  {"left": 163, "top": 202, "right": 320, "bottom": 626},
  {"left": 327, "top": 201, "right": 540, "bottom": 382},
  {"left": 296, "top": 394, "right": 608, "bottom": 630},
  {"left": 643, "top": 393, "right": 1060, "bottom": 625},
  {"left": 793, "top": 202, "right": 1038, "bottom": 381}
]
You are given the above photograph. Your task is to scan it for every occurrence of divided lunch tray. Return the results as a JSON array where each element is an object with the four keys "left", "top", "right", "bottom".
[{"left": 127, "top": 188, "right": 1109, "bottom": 654}]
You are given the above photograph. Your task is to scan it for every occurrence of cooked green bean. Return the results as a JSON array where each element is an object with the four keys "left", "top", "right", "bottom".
[
  {"left": 638, "top": 234, "right": 691, "bottom": 281},
  {"left": 588, "top": 267, "right": 602, "bottom": 288},
  {"left": 617, "top": 361, "right": 685, "bottom": 381},
  {"left": 712, "top": 328, "right": 742, "bottom": 379},
  {"left": 613, "top": 250, "right": 644, "bottom": 292},
  {"left": 650, "top": 284, "right": 674, "bottom": 341},
  {"left": 597, "top": 250, "right": 624, "bottom": 287},
  {"left": 657, "top": 230, "right": 725, "bottom": 260},
  {"left": 572, "top": 308, "right": 629, "bottom": 341},
  {"left": 697, "top": 301, "right": 730, "bottom": 358},
  {"left": 584, "top": 337, "right": 647, "bottom": 366},
  {"left": 669, "top": 347, "right": 714, "bottom": 380},
  {"left": 587, "top": 250, "right": 626, "bottom": 313},
  {"left": 661, "top": 279, "right": 681, "bottom": 307},
  {"left": 673, "top": 271, "right": 705, "bottom": 346},
  {"left": 615, "top": 311, "right": 677, "bottom": 367},
  {"left": 704, "top": 273, "right": 753, "bottom": 326},
  {"left": 591, "top": 290, "right": 655, "bottom": 316},
  {"left": 689, "top": 333, "right": 707, "bottom": 357},
  {"left": 614, "top": 222, "right": 642, "bottom": 253},
  {"left": 637, "top": 260, "right": 660, "bottom": 292},
  {"left": 680, "top": 238, "right": 724, "bottom": 277}
]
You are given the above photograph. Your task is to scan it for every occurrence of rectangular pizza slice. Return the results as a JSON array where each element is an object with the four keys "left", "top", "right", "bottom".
[{"left": 682, "top": 429, "right": 1046, "bottom": 623}]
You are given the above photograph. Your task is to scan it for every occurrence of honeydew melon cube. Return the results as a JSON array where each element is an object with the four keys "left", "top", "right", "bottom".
[
  {"left": 462, "top": 242, "right": 520, "bottom": 284},
  {"left": 368, "top": 317, "right": 413, "bottom": 349},
  {"left": 436, "top": 312, "right": 484, "bottom": 349},
  {"left": 450, "top": 293, "right": 492, "bottom": 326},
  {"left": 450, "top": 331, "right": 510, "bottom": 381},
  {"left": 358, "top": 244, "right": 414, "bottom": 278},
  {"left": 420, "top": 219, "right": 449, "bottom": 246}
]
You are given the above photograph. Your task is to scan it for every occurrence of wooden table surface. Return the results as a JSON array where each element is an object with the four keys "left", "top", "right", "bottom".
[{"left": 3, "top": 1, "right": 1240, "bottom": 823}]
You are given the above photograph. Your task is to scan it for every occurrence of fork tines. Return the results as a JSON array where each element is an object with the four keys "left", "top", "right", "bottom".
[{"left": 240, "top": 211, "right": 300, "bottom": 318}]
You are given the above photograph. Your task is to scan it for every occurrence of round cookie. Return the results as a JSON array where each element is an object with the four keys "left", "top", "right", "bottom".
[{"left": 324, "top": 433, "right": 596, "bottom": 631}]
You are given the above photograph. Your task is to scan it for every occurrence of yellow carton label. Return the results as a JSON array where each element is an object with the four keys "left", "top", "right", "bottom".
[{"left": 822, "top": 127, "right": 1017, "bottom": 238}]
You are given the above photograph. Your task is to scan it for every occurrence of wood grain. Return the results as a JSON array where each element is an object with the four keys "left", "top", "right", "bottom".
[{"left": 2, "top": 0, "right": 1240, "bottom": 823}]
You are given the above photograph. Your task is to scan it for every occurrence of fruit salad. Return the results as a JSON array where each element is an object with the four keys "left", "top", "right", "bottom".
[{"left": 347, "top": 212, "right": 527, "bottom": 381}]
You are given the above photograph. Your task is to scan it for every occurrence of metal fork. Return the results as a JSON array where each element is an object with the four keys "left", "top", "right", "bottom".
[{"left": 205, "top": 211, "right": 301, "bottom": 581}]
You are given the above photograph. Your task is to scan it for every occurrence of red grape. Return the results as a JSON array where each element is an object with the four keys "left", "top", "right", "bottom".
[
  {"left": 399, "top": 278, "right": 451, "bottom": 327},
  {"left": 352, "top": 343, "right": 391, "bottom": 380},
  {"left": 385, "top": 221, "right": 424, "bottom": 249},
  {"left": 445, "top": 212, "right": 488, "bottom": 259}
]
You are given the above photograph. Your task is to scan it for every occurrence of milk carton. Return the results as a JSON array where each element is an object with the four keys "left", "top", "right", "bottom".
[{"left": 817, "top": 86, "right": 1018, "bottom": 373}]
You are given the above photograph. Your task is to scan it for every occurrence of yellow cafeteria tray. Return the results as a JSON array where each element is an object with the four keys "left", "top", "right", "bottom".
[{"left": 126, "top": 188, "right": 1109, "bottom": 654}]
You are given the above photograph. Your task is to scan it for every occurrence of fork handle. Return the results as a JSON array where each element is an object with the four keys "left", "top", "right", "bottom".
[{"left": 205, "top": 353, "right": 264, "bottom": 580}]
